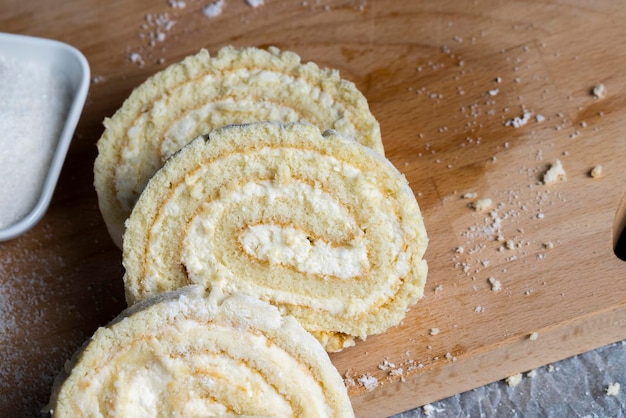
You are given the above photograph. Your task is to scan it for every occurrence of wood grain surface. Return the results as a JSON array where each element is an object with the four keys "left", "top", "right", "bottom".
[{"left": 1, "top": 1, "right": 626, "bottom": 417}]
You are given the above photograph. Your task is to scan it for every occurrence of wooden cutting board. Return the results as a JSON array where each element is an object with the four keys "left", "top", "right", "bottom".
[{"left": 1, "top": 1, "right": 625, "bottom": 417}]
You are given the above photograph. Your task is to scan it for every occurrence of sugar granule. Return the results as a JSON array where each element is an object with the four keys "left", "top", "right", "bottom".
[{"left": 0, "top": 54, "right": 71, "bottom": 229}]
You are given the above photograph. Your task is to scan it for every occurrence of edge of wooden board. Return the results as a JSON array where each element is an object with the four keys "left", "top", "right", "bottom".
[{"left": 348, "top": 297, "right": 626, "bottom": 417}]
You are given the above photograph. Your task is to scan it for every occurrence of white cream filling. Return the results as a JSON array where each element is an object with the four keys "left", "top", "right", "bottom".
[
  {"left": 239, "top": 223, "right": 368, "bottom": 279},
  {"left": 181, "top": 179, "right": 364, "bottom": 314}
]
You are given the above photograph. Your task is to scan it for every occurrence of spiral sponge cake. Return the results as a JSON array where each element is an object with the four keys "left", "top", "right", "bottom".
[
  {"left": 47, "top": 286, "right": 355, "bottom": 417},
  {"left": 94, "top": 46, "right": 383, "bottom": 248},
  {"left": 123, "top": 122, "right": 428, "bottom": 352}
]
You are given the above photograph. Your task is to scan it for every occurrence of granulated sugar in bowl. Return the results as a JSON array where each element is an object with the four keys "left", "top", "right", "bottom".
[{"left": 0, "top": 33, "right": 89, "bottom": 241}]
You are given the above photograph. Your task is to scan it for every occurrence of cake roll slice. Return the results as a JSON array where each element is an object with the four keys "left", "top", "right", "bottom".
[
  {"left": 94, "top": 46, "right": 383, "bottom": 248},
  {"left": 123, "top": 121, "right": 428, "bottom": 352},
  {"left": 47, "top": 286, "right": 354, "bottom": 417}
]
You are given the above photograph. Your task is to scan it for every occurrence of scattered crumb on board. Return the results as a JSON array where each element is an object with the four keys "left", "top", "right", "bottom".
[
  {"left": 126, "top": 0, "right": 269, "bottom": 65},
  {"left": 488, "top": 276, "right": 502, "bottom": 292},
  {"left": 589, "top": 165, "right": 603, "bottom": 178},
  {"left": 592, "top": 83, "right": 606, "bottom": 99},
  {"left": 506, "top": 373, "right": 523, "bottom": 387},
  {"left": 378, "top": 359, "right": 395, "bottom": 370},
  {"left": 245, "top": 0, "right": 265, "bottom": 7},
  {"left": 542, "top": 160, "right": 566, "bottom": 185},
  {"left": 423, "top": 403, "right": 445, "bottom": 417},
  {"left": 606, "top": 382, "right": 620, "bottom": 397},
  {"left": 203, "top": 0, "right": 225, "bottom": 17},
  {"left": 470, "top": 198, "right": 493, "bottom": 211},
  {"left": 357, "top": 374, "right": 379, "bottom": 391},
  {"left": 505, "top": 111, "right": 533, "bottom": 128},
  {"left": 529, "top": 332, "right": 539, "bottom": 341}
]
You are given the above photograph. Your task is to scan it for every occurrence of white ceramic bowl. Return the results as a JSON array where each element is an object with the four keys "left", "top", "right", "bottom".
[{"left": 0, "top": 33, "right": 90, "bottom": 241}]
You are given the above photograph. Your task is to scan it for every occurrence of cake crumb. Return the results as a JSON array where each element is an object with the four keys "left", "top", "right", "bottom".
[
  {"left": 529, "top": 332, "right": 539, "bottom": 341},
  {"left": 543, "top": 241, "right": 554, "bottom": 250},
  {"left": 505, "top": 239, "right": 515, "bottom": 250},
  {"left": 430, "top": 328, "right": 440, "bottom": 336},
  {"left": 589, "top": 165, "right": 603, "bottom": 178},
  {"left": 527, "top": 369, "right": 538, "bottom": 378},
  {"left": 245, "top": 0, "right": 265, "bottom": 7},
  {"left": 506, "top": 373, "right": 523, "bottom": 387},
  {"left": 462, "top": 192, "right": 478, "bottom": 199},
  {"left": 543, "top": 160, "right": 566, "bottom": 185},
  {"left": 505, "top": 111, "right": 532, "bottom": 128},
  {"left": 535, "top": 114, "right": 546, "bottom": 123},
  {"left": 434, "top": 284, "right": 444, "bottom": 293},
  {"left": 592, "top": 83, "right": 606, "bottom": 99},
  {"left": 128, "top": 52, "right": 144, "bottom": 66},
  {"left": 378, "top": 359, "right": 395, "bottom": 370},
  {"left": 606, "top": 382, "right": 620, "bottom": 396},
  {"left": 423, "top": 404, "right": 437, "bottom": 417},
  {"left": 455, "top": 246, "right": 465, "bottom": 254},
  {"left": 203, "top": 0, "right": 225, "bottom": 17},
  {"left": 357, "top": 374, "right": 379, "bottom": 391},
  {"left": 470, "top": 198, "right": 493, "bottom": 212},
  {"left": 474, "top": 305, "right": 484, "bottom": 313},
  {"left": 488, "top": 276, "right": 502, "bottom": 292}
]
